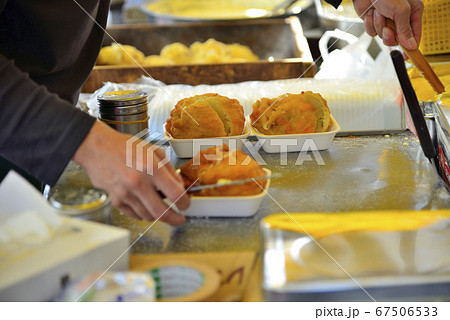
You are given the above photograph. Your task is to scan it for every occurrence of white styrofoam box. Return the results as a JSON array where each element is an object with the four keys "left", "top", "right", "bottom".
[{"left": 0, "top": 217, "right": 130, "bottom": 302}]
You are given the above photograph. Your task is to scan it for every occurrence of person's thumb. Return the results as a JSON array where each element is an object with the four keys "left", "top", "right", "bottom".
[{"left": 395, "top": 15, "right": 417, "bottom": 50}]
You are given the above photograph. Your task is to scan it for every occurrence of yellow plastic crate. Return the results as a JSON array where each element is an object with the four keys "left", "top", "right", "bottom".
[{"left": 420, "top": 0, "right": 450, "bottom": 55}]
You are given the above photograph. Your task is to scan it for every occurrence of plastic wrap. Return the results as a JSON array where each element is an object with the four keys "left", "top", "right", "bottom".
[
  {"left": 86, "top": 76, "right": 404, "bottom": 138},
  {"left": 0, "top": 171, "right": 62, "bottom": 260}
]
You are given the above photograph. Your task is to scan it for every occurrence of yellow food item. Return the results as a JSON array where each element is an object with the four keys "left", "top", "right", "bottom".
[
  {"left": 96, "top": 39, "right": 259, "bottom": 66},
  {"left": 408, "top": 63, "right": 450, "bottom": 101},
  {"left": 157, "top": 39, "right": 258, "bottom": 65},
  {"left": 227, "top": 43, "right": 259, "bottom": 62},
  {"left": 437, "top": 85, "right": 450, "bottom": 106},
  {"left": 250, "top": 91, "right": 331, "bottom": 135},
  {"left": 160, "top": 42, "right": 193, "bottom": 65},
  {"left": 145, "top": 0, "right": 270, "bottom": 19},
  {"left": 410, "top": 77, "right": 438, "bottom": 101},
  {"left": 166, "top": 93, "right": 245, "bottom": 139},
  {"left": 143, "top": 55, "right": 175, "bottom": 66},
  {"left": 191, "top": 38, "right": 231, "bottom": 64},
  {"left": 180, "top": 144, "right": 267, "bottom": 196},
  {"left": 96, "top": 43, "right": 145, "bottom": 65}
]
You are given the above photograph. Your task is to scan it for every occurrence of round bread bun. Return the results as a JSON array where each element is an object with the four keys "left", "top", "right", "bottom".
[
  {"left": 166, "top": 93, "right": 245, "bottom": 139},
  {"left": 250, "top": 91, "right": 331, "bottom": 135},
  {"left": 180, "top": 144, "right": 267, "bottom": 196}
]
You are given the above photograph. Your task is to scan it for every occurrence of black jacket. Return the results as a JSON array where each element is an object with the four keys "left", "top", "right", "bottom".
[{"left": 0, "top": 0, "right": 110, "bottom": 186}]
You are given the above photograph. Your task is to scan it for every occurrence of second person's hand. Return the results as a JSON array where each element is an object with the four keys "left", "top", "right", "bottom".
[{"left": 353, "top": 0, "right": 424, "bottom": 50}]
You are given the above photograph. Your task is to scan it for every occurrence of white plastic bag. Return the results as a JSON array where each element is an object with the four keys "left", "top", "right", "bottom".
[{"left": 315, "top": 29, "right": 397, "bottom": 81}]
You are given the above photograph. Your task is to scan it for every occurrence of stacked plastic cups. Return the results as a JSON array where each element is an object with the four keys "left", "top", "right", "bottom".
[{"left": 97, "top": 90, "right": 149, "bottom": 135}]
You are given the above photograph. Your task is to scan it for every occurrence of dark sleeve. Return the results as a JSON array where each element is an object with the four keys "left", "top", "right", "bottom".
[
  {"left": 0, "top": 0, "right": 110, "bottom": 186},
  {"left": 0, "top": 55, "right": 96, "bottom": 186},
  {"left": 323, "top": 0, "right": 343, "bottom": 9}
]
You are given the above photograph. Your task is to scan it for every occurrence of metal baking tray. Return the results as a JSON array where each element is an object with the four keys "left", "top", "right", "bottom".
[
  {"left": 82, "top": 17, "right": 314, "bottom": 92},
  {"left": 261, "top": 213, "right": 450, "bottom": 302}
]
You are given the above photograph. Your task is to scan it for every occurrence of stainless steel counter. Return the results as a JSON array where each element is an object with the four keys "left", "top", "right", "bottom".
[{"left": 55, "top": 132, "right": 450, "bottom": 254}]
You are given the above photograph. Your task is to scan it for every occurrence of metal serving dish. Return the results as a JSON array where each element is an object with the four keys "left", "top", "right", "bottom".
[
  {"left": 261, "top": 211, "right": 450, "bottom": 301},
  {"left": 314, "top": 0, "right": 364, "bottom": 36},
  {"left": 139, "top": 0, "right": 313, "bottom": 23}
]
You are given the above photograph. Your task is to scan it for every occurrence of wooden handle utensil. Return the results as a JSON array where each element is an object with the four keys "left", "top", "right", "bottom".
[{"left": 386, "top": 19, "right": 445, "bottom": 95}]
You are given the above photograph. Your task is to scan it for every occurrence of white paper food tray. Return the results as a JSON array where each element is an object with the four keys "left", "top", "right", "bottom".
[
  {"left": 163, "top": 122, "right": 251, "bottom": 158},
  {"left": 248, "top": 115, "right": 340, "bottom": 153},
  {"left": 180, "top": 168, "right": 271, "bottom": 217}
]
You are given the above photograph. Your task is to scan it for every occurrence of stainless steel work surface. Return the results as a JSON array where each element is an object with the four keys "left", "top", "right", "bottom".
[{"left": 55, "top": 132, "right": 450, "bottom": 254}]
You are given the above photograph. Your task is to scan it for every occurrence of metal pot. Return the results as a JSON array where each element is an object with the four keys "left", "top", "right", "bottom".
[
  {"left": 99, "top": 102, "right": 148, "bottom": 116},
  {"left": 101, "top": 116, "right": 150, "bottom": 135},
  {"left": 99, "top": 111, "right": 149, "bottom": 122}
]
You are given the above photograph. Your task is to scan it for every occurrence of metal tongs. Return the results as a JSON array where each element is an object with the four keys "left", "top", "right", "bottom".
[
  {"left": 390, "top": 50, "right": 439, "bottom": 170},
  {"left": 386, "top": 19, "right": 445, "bottom": 95},
  {"left": 187, "top": 172, "right": 280, "bottom": 193},
  {"left": 156, "top": 173, "right": 278, "bottom": 199}
]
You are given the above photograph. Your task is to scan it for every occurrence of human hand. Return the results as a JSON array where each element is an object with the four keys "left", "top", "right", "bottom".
[
  {"left": 353, "top": 0, "right": 424, "bottom": 50},
  {"left": 73, "top": 121, "right": 190, "bottom": 225}
]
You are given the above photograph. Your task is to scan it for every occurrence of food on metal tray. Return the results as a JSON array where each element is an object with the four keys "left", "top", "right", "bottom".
[
  {"left": 166, "top": 93, "right": 245, "bottom": 139},
  {"left": 180, "top": 144, "right": 267, "bottom": 196},
  {"left": 190, "top": 39, "right": 258, "bottom": 63},
  {"left": 408, "top": 64, "right": 450, "bottom": 101},
  {"left": 437, "top": 87, "right": 450, "bottom": 106},
  {"left": 96, "top": 39, "right": 259, "bottom": 66},
  {"left": 96, "top": 43, "right": 145, "bottom": 65},
  {"left": 160, "top": 42, "right": 194, "bottom": 65},
  {"left": 250, "top": 91, "right": 331, "bottom": 135},
  {"left": 143, "top": 55, "right": 175, "bottom": 66}
]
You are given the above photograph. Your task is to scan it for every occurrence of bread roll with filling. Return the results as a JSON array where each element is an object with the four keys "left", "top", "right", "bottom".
[
  {"left": 250, "top": 91, "right": 331, "bottom": 135},
  {"left": 166, "top": 93, "right": 245, "bottom": 139},
  {"left": 180, "top": 144, "right": 267, "bottom": 196}
]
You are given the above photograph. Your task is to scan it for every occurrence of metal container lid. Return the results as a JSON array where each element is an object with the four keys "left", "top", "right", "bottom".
[
  {"left": 49, "top": 187, "right": 111, "bottom": 216},
  {"left": 97, "top": 90, "right": 148, "bottom": 107}
]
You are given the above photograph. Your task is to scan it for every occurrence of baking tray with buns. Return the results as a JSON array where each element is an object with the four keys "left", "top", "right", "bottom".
[{"left": 82, "top": 17, "right": 314, "bottom": 93}]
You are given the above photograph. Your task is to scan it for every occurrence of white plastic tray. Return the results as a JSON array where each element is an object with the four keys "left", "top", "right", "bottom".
[
  {"left": 248, "top": 115, "right": 340, "bottom": 153},
  {"left": 163, "top": 122, "right": 251, "bottom": 158},
  {"left": 180, "top": 168, "right": 271, "bottom": 217}
]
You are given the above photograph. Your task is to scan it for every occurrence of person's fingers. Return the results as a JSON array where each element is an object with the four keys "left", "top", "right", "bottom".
[
  {"left": 151, "top": 145, "right": 184, "bottom": 184},
  {"left": 126, "top": 150, "right": 187, "bottom": 224},
  {"left": 373, "top": 10, "right": 386, "bottom": 39},
  {"left": 135, "top": 184, "right": 186, "bottom": 226},
  {"left": 381, "top": 27, "right": 397, "bottom": 47},
  {"left": 157, "top": 207, "right": 186, "bottom": 226},
  {"left": 147, "top": 150, "right": 191, "bottom": 211},
  {"left": 112, "top": 201, "right": 142, "bottom": 221},
  {"left": 118, "top": 168, "right": 186, "bottom": 225},
  {"left": 111, "top": 184, "right": 155, "bottom": 221},
  {"left": 410, "top": 0, "right": 424, "bottom": 46},
  {"left": 393, "top": 4, "right": 417, "bottom": 50},
  {"left": 152, "top": 168, "right": 191, "bottom": 210},
  {"left": 363, "top": 8, "right": 377, "bottom": 37}
]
